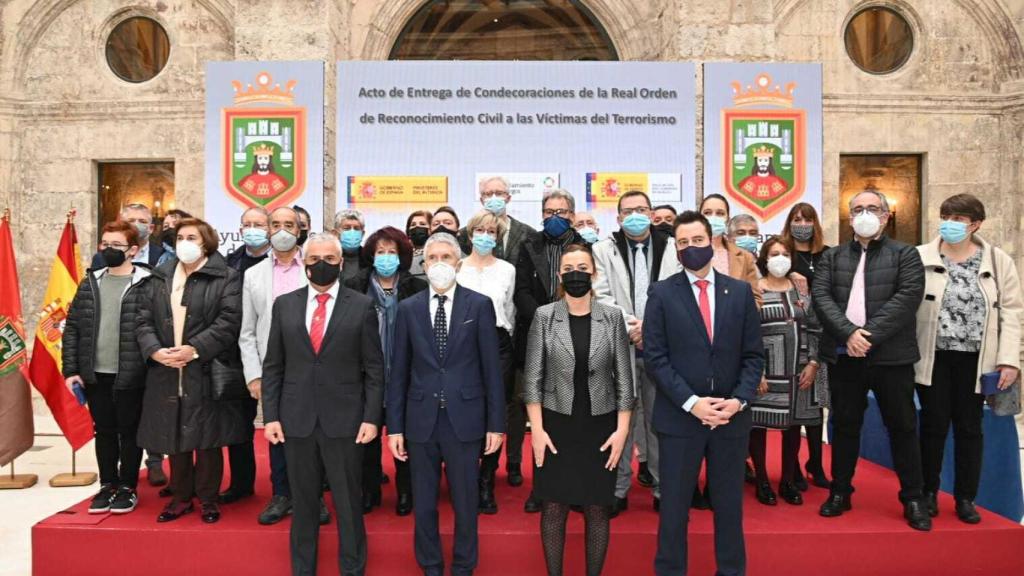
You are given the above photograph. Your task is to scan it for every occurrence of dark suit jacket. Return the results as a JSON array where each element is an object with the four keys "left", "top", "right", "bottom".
[
  {"left": 387, "top": 286, "right": 505, "bottom": 443},
  {"left": 642, "top": 271, "right": 764, "bottom": 438},
  {"left": 261, "top": 285, "right": 385, "bottom": 439},
  {"left": 512, "top": 229, "right": 582, "bottom": 364},
  {"left": 457, "top": 216, "right": 535, "bottom": 267}
]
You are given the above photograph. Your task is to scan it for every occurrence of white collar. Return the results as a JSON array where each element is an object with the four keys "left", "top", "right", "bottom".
[
  {"left": 429, "top": 284, "right": 456, "bottom": 301},
  {"left": 308, "top": 281, "right": 340, "bottom": 303},
  {"left": 684, "top": 267, "right": 716, "bottom": 286}
]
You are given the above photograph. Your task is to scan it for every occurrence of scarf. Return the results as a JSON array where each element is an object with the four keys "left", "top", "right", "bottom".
[{"left": 369, "top": 273, "right": 399, "bottom": 382}]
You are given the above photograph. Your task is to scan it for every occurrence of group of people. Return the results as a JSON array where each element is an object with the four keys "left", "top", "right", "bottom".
[{"left": 60, "top": 176, "right": 1020, "bottom": 576}]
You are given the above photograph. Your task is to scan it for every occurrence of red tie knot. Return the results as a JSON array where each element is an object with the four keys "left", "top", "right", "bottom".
[
  {"left": 695, "top": 279, "right": 709, "bottom": 291},
  {"left": 316, "top": 293, "right": 331, "bottom": 305}
]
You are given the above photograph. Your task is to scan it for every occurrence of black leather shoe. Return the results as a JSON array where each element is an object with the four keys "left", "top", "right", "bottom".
[
  {"left": 157, "top": 500, "right": 193, "bottom": 523},
  {"left": 955, "top": 499, "right": 981, "bottom": 524},
  {"left": 478, "top": 480, "right": 498, "bottom": 515},
  {"left": 744, "top": 462, "right": 756, "bottom": 484},
  {"left": 507, "top": 463, "right": 523, "bottom": 487},
  {"left": 319, "top": 498, "right": 331, "bottom": 525},
  {"left": 201, "top": 502, "right": 220, "bottom": 524},
  {"left": 147, "top": 464, "right": 168, "bottom": 487},
  {"left": 779, "top": 482, "right": 803, "bottom": 505},
  {"left": 638, "top": 462, "right": 655, "bottom": 488},
  {"left": 819, "top": 492, "right": 852, "bottom": 517},
  {"left": 653, "top": 496, "right": 660, "bottom": 512},
  {"left": 690, "top": 486, "right": 710, "bottom": 510},
  {"left": 362, "top": 490, "right": 381, "bottom": 514},
  {"left": 904, "top": 500, "right": 932, "bottom": 531},
  {"left": 924, "top": 491, "right": 938, "bottom": 518},
  {"left": 808, "top": 471, "right": 831, "bottom": 490},
  {"left": 524, "top": 492, "right": 542, "bottom": 513},
  {"left": 610, "top": 496, "right": 628, "bottom": 518},
  {"left": 793, "top": 474, "right": 809, "bottom": 492},
  {"left": 755, "top": 481, "right": 778, "bottom": 506},
  {"left": 258, "top": 495, "right": 292, "bottom": 525},
  {"left": 396, "top": 492, "right": 413, "bottom": 516},
  {"left": 218, "top": 488, "right": 254, "bottom": 505}
]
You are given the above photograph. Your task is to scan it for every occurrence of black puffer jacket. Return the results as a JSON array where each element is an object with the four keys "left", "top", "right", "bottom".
[
  {"left": 812, "top": 235, "right": 925, "bottom": 366},
  {"left": 135, "top": 252, "right": 248, "bottom": 455},
  {"left": 62, "top": 265, "right": 159, "bottom": 390}
]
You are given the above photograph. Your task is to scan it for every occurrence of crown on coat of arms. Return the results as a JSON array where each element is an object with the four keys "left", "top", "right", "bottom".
[
  {"left": 753, "top": 145, "right": 775, "bottom": 159},
  {"left": 232, "top": 72, "right": 296, "bottom": 105},
  {"left": 730, "top": 73, "right": 795, "bottom": 108},
  {"left": 251, "top": 144, "right": 276, "bottom": 156}
]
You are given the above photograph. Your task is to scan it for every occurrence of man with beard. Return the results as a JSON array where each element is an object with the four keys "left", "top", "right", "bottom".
[
  {"left": 240, "top": 144, "right": 290, "bottom": 200},
  {"left": 738, "top": 146, "right": 788, "bottom": 200}
]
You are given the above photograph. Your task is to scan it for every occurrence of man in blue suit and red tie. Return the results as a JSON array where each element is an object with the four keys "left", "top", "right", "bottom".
[
  {"left": 387, "top": 232, "right": 506, "bottom": 576},
  {"left": 644, "top": 210, "right": 765, "bottom": 576}
]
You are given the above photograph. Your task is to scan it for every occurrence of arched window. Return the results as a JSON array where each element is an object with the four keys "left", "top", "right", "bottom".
[{"left": 390, "top": 0, "right": 617, "bottom": 61}]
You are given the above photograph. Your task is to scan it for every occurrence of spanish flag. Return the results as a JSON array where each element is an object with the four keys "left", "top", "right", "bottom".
[
  {"left": 27, "top": 215, "right": 93, "bottom": 451},
  {"left": 0, "top": 211, "right": 34, "bottom": 466}
]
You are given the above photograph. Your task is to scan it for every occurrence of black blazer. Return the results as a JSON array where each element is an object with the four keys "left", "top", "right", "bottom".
[
  {"left": 512, "top": 229, "right": 582, "bottom": 364},
  {"left": 261, "top": 285, "right": 385, "bottom": 439}
]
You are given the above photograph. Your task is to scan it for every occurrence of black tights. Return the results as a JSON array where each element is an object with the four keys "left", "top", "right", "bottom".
[
  {"left": 540, "top": 501, "right": 611, "bottom": 576},
  {"left": 749, "top": 427, "right": 802, "bottom": 484}
]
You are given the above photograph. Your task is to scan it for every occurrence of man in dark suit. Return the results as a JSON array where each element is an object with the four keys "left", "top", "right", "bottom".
[
  {"left": 643, "top": 211, "right": 764, "bottom": 576},
  {"left": 388, "top": 232, "right": 505, "bottom": 576},
  {"left": 262, "top": 232, "right": 385, "bottom": 576}
]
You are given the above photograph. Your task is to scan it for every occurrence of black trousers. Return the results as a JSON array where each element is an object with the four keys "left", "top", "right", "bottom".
[
  {"left": 225, "top": 396, "right": 257, "bottom": 494},
  {"left": 363, "top": 407, "right": 411, "bottom": 499},
  {"left": 655, "top": 414, "right": 751, "bottom": 576},
  {"left": 917, "top": 350, "right": 985, "bottom": 500},
  {"left": 829, "top": 356, "right": 923, "bottom": 502},
  {"left": 168, "top": 447, "right": 223, "bottom": 504},
  {"left": 85, "top": 373, "right": 144, "bottom": 489},
  {"left": 285, "top": 423, "right": 366, "bottom": 576},
  {"left": 480, "top": 328, "right": 520, "bottom": 476}
]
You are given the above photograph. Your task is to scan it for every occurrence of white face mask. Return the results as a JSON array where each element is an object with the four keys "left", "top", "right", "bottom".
[
  {"left": 766, "top": 255, "right": 792, "bottom": 279},
  {"left": 426, "top": 261, "right": 457, "bottom": 291},
  {"left": 270, "top": 229, "right": 297, "bottom": 252},
  {"left": 852, "top": 211, "right": 882, "bottom": 238},
  {"left": 176, "top": 240, "right": 203, "bottom": 264}
]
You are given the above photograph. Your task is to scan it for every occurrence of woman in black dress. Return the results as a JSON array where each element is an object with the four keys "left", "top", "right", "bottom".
[
  {"left": 778, "top": 202, "right": 831, "bottom": 489},
  {"left": 523, "top": 244, "right": 634, "bottom": 576}
]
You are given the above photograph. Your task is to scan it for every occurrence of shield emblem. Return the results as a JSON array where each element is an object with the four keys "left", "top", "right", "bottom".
[
  {"left": 223, "top": 107, "right": 306, "bottom": 210},
  {"left": 722, "top": 108, "right": 805, "bottom": 222}
]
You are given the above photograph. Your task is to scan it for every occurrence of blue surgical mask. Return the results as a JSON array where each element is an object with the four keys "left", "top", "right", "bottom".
[
  {"left": 939, "top": 220, "right": 970, "bottom": 245},
  {"left": 621, "top": 213, "right": 651, "bottom": 237},
  {"left": 707, "top": 216, "right": 728, "bottom": 237},
  {"left": 340, "top": 229, "right": 363, "bottom": 252},
  {"left": 543, "top": 215, "right": 571, "bottom": 239},
  {"left": 734, "top": 235, "right": 758, "bottom": 254},
  {"left": 578, "top": 227, "right": 599, "bottom": 245},
  {"left": 484, "top": 197, "right": 507, "bottom": 215},
  {"left": 242, "top": 227, "right": 268, "bottom": 249},
  {"left": 472, "top": 232, "right": 497, "bottom": 255},
  {"left": 373, "top": 253, "right": 400, "bottom": 278}
]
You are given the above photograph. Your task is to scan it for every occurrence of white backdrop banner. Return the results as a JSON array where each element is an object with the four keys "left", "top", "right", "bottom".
[
  {"left": 703, "top": 63, "right": 822, "bottom": 237},
  {"left": 205, "top": 61, "right": 325, "bottom": 253},
  {"left": 336, "top": 61, "right": 696, "bottom": 236}
]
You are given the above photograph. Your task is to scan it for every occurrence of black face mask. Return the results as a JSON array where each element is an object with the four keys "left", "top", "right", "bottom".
[
  {"left": 100, "top": 247, "right": 127, "bottom": 268},
  {"left": 306, "top": 260, "right": 340, "bottom": 286},
  {"left": 408, "top": 227, "right": 429, "bottom": 247},
  {"left": 297, "top": 229, "right": 309, "bottom": 247},
  {"left": 432, "top": 226, "right": 458, "bottom": 238},
  {"left": 654, "top": 223, "right": 674, "bottom": 236},
  {"left": 561, "top": 270, "right": 592, "bottom": 298},
  {"left": 159, "top": 228, "right": 176, "bottom": 247}
]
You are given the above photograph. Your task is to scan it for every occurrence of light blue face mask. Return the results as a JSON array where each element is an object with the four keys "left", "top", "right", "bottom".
[
  {"left": 472, "top": 232, "right": 497, "bottom": 255},
  {"left": 340, "top": 229, "right": 363, "bottom": 251},
  {"left": 939, "top": 220, "right": 970, "bottom": 245},
  {"left": 578, "top": 227, "right": 599, "bottom": 244},
  {"left": 484, "top": 197, "right": 507, "bottom": 214},
  {"left": 734, "top": 235, "right": 758, "bottom": 254},
  {"left": 621, "top": 213, "right": 651, "bottom": 237},
  {"left": 373, "top": 253, "right": 400, "bottom": 278},
  {"left": 707, "top": 216, "right": 728, "bottom": 237},
  {"left": 242, "top": 227, "right": 269, "bottom": 249}
]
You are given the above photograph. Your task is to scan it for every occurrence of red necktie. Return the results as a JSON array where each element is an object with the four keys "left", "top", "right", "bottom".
[
  {"left": 309, "top": 293, "right": 330, "bottom": 354},
  {"left": 695, "top": 279, "right": 713, "bottom": 342}
]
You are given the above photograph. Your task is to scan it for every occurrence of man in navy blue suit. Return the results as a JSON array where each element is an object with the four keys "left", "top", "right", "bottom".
[
  {"left": 387, "top": 232, "right": 505, "bottom": 576},
  {"left": 643, "top": 210, "right": 764, "bottom": 576}
]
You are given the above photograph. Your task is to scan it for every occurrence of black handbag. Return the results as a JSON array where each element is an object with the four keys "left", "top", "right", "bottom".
[{"left": 209, "top": 357, "right": 249, "bottom": 401}]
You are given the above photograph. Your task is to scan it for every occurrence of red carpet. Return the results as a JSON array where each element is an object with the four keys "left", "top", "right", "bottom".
[{"left": 33, "top": 432, "right": 1024, "bottom": 575}]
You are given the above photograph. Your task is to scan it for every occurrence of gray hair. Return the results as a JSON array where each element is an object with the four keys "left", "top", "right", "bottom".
[
  {"left": 423, "top": 232, "right": 461, "bottom": 258},
  {"left": 542, "top": 188, "right": 576, "bottom": 212},
  {"left": 849, "top": 189, "right": 890, "bottom": 214},
  {"left": 305, "top": 232, "right": 342, "bottom": 253},
  {"left": 240, "top": 206, "right": 269, "bottom": 223},
  {"left": 121, "top": 203, "right": 152, "bottom": 217},
  {"left": 333, "top": 209, "right": 364, "bottom": 229},
  {"left": 727, "top": 214, "right": 758, "bottom": 235},
  {"left": 478, "top": 176, "right": 510, "bottom": 194}
]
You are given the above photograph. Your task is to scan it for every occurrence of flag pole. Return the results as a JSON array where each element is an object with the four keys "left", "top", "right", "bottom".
[{"left": 0, "top": 458, "right": 39, "bottom": 490}]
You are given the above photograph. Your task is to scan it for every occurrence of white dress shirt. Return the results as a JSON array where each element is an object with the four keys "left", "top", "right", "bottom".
[
  {"left": 133, "top": 242, "right": 150, "bottom": 264},
  {"left": 682, "top": 267, "right": 717, "bottom": 413},
  {"left": 305, "top": 281, "right": 340, "bottom": 333},
  {"left": 456, "top": 258, "right": 516, "bottom": 334},
  {"left": 429, "top": 285, "right": 455, "bottom": 334}
]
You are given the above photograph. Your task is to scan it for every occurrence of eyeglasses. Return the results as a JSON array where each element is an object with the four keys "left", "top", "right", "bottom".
[
  {"left": 480, "top": 190, "right": 508, "bottom": 199},
  {"left": 543, "top": 208, "right": 572, "bottom": 218},
  {"left": 851, "top": 206, "right": 884, "bottom": 216},
  {"left": 99, "top": 242, "right": 129, "bottom": 250},
  {"left": 619, "top": 206, "right": 651, "bottom": 216}
]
